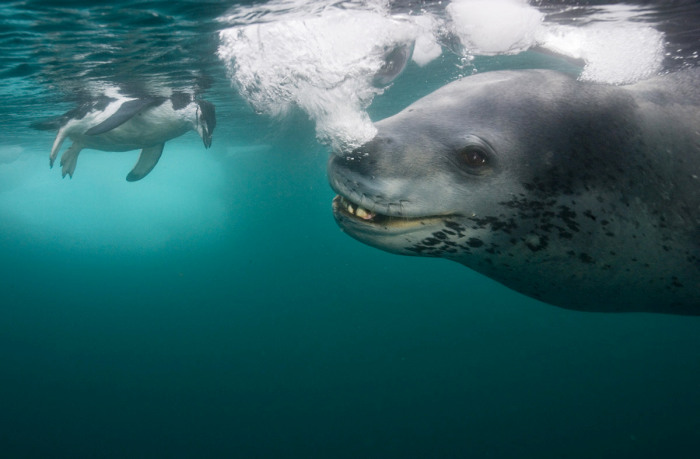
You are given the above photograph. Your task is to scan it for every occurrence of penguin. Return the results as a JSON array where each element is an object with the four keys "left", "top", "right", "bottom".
[{"left": 33, "top": 92, "right": 216, "bottom": 181}]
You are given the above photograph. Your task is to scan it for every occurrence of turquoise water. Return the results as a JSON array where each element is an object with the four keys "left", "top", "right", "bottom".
[{"left": 1, "top": 1, "right": 700, "bottom": 457}]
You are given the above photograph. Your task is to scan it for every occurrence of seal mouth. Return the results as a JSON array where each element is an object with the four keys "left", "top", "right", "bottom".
[
  {"left": 332, "top": 194, "right": 449, "bottom": 231},
  {"left": 333, "top": 195, "right": 380, "bottom": 222}
]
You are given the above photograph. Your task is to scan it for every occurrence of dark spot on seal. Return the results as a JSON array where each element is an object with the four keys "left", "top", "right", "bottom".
[
  {"left": 557, "top": 206, "right": 579, "bottom": 233},
  {"left": 432, "top": 231, "right": 448, "bottom": 240},
  {"left": 466, "top": 238, "right": 484, "bottom": 248},
  {"left": 579, "top": 253, "right": 594, "bottom": 264},
  {"left": 524, "top": 234, "right": 549, "bottom": 252},
  {"left": 469, "top": 216, "right": 517, "bottom": 234},
  {"left": 557, "top": 229, "right": 573, "bottom": 239},
  {"left": 444, "top": 221, "right": 467, "bottom": 238}
]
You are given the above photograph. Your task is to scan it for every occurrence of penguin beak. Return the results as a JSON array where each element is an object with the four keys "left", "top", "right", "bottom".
[
  {"left": 195, "top": 100, "right": 216, "bottom": 149},
  {"left": 197, "top": 124, "right": 212, "bottom": 149}
]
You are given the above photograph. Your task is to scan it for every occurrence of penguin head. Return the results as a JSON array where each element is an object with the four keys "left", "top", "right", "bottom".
[{"left": 195, "top": 100, "right": 216, "bottom": 148}]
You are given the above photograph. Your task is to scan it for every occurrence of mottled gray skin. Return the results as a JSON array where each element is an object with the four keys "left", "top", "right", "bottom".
[{"left": 328, "top": 69, "right": 700, "bottom": 315}]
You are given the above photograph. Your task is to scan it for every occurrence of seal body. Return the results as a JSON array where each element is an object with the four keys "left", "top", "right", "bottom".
[
  {"left": 37, "top": 93, "right": 216, "bottom": 181},
  {"left": 328, "top": 69, "right": 700, "bottom": 315}
]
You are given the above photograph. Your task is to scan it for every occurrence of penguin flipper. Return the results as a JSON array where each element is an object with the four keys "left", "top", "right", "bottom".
[
  {"left": 126, "top": 143, "right": 164, "bottom": 182},
  {"left": 85, "top": 98, "right": 165, "bottom": 136},
  {"left": 60, "top": 143, "right": 83, "bottom": 178}
]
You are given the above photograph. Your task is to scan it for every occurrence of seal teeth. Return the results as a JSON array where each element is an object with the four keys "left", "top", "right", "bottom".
[
  {"left": 355, "top": 207, "right": 372, "bottom": 220},
  {"left": 339, "top": 196, "right": 376, "bottom": 221}
]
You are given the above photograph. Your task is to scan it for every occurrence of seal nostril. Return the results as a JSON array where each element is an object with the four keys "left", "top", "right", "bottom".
[{"left": 343, "top": 145, "right": 372, "bottom": 163}]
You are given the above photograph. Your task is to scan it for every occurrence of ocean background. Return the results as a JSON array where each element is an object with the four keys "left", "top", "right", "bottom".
[{"left": 1, "top": 1, "right": 699, "bottom": 457}]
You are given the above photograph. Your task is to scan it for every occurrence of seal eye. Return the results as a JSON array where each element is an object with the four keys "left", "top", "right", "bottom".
[
  {"left": 460, "top": 147, "right": 488, "bottom": 168},
  {"left": 454, "top": 135, "right": 495, "bottom": 176},
  {"left": 457, "top": 146, "right": 491, "bottom": 176}
]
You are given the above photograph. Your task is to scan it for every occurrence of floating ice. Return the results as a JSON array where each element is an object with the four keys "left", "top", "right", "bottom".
[
  {"left": 447, "top": 0, "right": 544, "bottom": 55},
  {"left": 443, "top": 0, "right": 665, "bottom": 85},
  {"left": 218, "top": 1, "right": 426, "bottom": 150},
  {"left": 411, "top": 14, "right": 443, "bottom": 67},
  {"left": 539, "top": 8, "right": 665, "bottom": 85}
]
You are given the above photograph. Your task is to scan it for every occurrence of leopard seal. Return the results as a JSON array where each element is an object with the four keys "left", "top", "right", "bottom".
[{"left": 328, "top": 69, "right": 700, "bottom": 315}]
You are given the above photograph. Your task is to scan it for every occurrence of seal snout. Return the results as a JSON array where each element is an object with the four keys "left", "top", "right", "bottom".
[{"left": 334, "top": 138, "right": 382, "bottom": 174}]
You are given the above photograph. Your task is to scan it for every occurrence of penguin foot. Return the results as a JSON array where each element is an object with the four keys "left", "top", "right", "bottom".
[{"left": 59, "top": 143, "right": 82, "bottom": 179}]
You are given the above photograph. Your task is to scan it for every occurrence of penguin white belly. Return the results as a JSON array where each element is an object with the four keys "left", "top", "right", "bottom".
[
  {"left": 76, "top": 104, "right": 194, "bottom": 151},
  {"left": 76, "top": 117, "right": 191, "bottom": 151}
]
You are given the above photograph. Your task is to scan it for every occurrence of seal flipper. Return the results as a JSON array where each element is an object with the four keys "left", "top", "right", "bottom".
[
  {"left": 86, "top": 98, "right": 165, "bottom": 136},
  {"left": 126, "top": 143, "right": 164, "bottom": 182},
  {"left": 60, "top": 143, "right": 83, "bottom": 178}
]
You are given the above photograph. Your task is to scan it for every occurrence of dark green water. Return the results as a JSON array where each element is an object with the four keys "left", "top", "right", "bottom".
[
  {"left": 2, "top": 117, "right": 699, "bottom": 458},
  {"left": 1, "top": 1, "right": 700, "bottom": 457}
]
